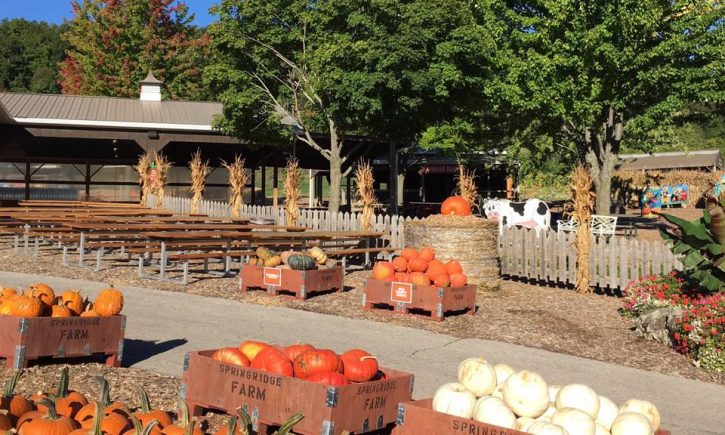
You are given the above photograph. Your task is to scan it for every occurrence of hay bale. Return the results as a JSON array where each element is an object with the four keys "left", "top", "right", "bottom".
[{"left": 404, "top": 215, "right": 499, "bottom": 285}]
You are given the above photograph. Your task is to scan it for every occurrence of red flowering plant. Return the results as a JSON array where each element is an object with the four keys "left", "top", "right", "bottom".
[
  {"left": 672, "top": 293, "right": 724, "bottom": 372},
  {"left": 621, "top": 271, "right": 698, "bottom": 317}
]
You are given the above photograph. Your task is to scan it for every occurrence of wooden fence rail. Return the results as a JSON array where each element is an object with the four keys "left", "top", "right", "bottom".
[{"left": 498, "top": 227, "right": 682, "bottom": 290}]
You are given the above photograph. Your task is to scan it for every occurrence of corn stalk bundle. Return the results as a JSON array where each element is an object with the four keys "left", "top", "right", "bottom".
[
  {"left": 571, "top": 165, "right": 596, "bottom": 293},
  {"left": 284, "top": 158, "right": 301, "bottom": 226},
  {"left": 153, "top": 153, "right": 172, "bottom": 209},
  {"left": 457, "top": 165, "right": 479, "bottom": 206},
  {"left": 355, "top": 160, "right": 377, "bottom": 231},
  {"left": 188, "top": 149, "right": 210, "bottom": 214},
  {"left": 133, "top": 151, "right": 154, "bottom": 207},
  {"left": 222, "top": 155, "right": 247, "bottom": 217}
]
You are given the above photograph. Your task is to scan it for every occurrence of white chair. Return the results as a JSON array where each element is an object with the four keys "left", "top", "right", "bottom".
[
  {"left": 557, "top": 218, "right": 580, "bottom": 233},
  {"left": 590, "top": 215, "right": 617, "bottom": 238}
]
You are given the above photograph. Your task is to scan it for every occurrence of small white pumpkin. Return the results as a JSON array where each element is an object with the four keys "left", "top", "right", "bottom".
[
  {"left": 527, "top": 421, "right": 570, "bottom": 435},
  {"left": 551, "top": 408, "right": 596, "bottom": 435},
  {"left": 611, "top": 412, "right": 653, "bottom": 435},
  {"left": 555, "top": 384, "right": 600, "bottom": 418},
  {"left": 472, "top": 396, "right": 516, "bottom": 428},
  {"left": 458, "top": 358, "right": 497, "bottom": 397},
  {"left": 491, "top": 383, "right": 504, "bottom": 399},
  {"left": 548, "top": 385, "right": 561, "bottom": 404},
  {"left": 432, "top": 383, "right": 477, "bottom": 419},
  {"left": 595, "top": 396, "right": 618, "bottom": 430},
  {"left": 494, "top": 363, "right": 515, "bottom": 385},
  {"left": 502, "top": 370, "right": 550, "bottom": 418},
  {"left": 595, "top": 423, "right": 612, "bottom": 435},
  {"left": 515, "top": 416, "right": 536, "bottom": 432},
  {"left": 618, "top": 399, "right": 660, "bottom": 430},
  {"left": 541, "top": 405, "right": 557, "bottom": 418}
]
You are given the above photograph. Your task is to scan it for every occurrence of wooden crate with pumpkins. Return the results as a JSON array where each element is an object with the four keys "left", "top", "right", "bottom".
[
  {"left": 362, "top": 247, "right": 476, "bottom": 321},
  {"left": 0, "top": 283, "right": 125, "bottom": 368},
  {"left": 393, "top": 356, "right": 670, "bottom": 435},
  {"left": 240, "top": 247, "right": 343, "bottom": 300},
  {"left": 181, "top": 340, "right": 414, "bottom": 435}
]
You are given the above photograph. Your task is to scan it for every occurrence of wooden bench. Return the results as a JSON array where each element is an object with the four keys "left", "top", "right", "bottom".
[
  {"left": 325, "top": 247, "right": 398, "bottom": 269},
  {"left": 141, "top": 250, "right": 256, "bottom": 285}
]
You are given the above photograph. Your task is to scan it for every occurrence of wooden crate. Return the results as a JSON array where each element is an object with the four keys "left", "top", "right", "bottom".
[
  {"left": 180, "top": 350, "right": 414, "bottom": 435},
  {"left": 362, "top": 278, "right": 476, "bottom": 321},
  {"left": 239, "top": 265, "right": 344, "bottom": 300},
  {"left": 392, "top": 399, "right": 672, "bottom": 435},
  {"left": 0, "top": 315, "right": 125, "bottom": 368}
]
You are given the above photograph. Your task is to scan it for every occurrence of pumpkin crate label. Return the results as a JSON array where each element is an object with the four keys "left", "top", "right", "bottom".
[
  {"left": 450, "top": 419, "right": 517, "bottom": 434},
  {"left": 390, "top": 282, "right": 413, "bottom": 304},
  {"left": 263, "top": 267, "right": 282, "bottom": 286},
  {"left": 318, "top": 269, "right": 336, "bottom": 282},
  {"left": 48, "top": 318, "right": 101, "bottom": 327},
  {"left": 356, "top": 379, "right": 398, "bottom": 395}
]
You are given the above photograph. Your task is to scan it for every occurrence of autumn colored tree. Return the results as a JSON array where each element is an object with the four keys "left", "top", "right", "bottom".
[{"left": 60, "top": 0, "right": 210, "bottom": 100}]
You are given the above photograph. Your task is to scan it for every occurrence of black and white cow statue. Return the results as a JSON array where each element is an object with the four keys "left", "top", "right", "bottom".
[{"left": 483, "top": 198, "right": 551, "bottom": 235}]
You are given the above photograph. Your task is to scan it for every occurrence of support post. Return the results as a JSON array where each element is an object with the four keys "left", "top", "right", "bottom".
[
  {"left": 24, "top": 161, "right": 30, "bottom": 200},
  {"left": 251, "top": 167, "right": 256, "bottom": 205},
  {"left": 261, "top": 165, "right": 266, "bottom": 205},
  {"left": 273, "top": 165, "right": 279, "bottom": 207},
  {"left": 308, "top": 169, "right": 314, "bottom": 208},
  {"left": 389, "top": 142, "right": 398, "bottom": 215},
  {"left": 85, "top": 162, "right": 91, "bottom": 200},
  {"left": 346, "top": 176, "right": 352, "bottom": 209}
]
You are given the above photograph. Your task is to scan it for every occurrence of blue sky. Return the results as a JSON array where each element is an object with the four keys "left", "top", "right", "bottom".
[{"left": 0, "top": 0, "right": 218, "bottom": 27}]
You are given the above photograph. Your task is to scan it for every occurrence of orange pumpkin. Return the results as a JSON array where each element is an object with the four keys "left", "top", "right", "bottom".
[
  {"left": 440, "top": 196, "right": 472, "bottom": 216},
  {"left": 305, "top": 371, "right": 349, "bottom": 386},
  {"left": 372, "top": 262, "right": 395, "bottom": 281},
  {"left": 445, "top": 261, "right": 463, "bottom": 275},
  {"left": 251, "top": 348, "right": 293, "bottom": 377},
  {"left": 10, "top": 296, "right": 43, "bottom": 318},
  {"left": 340, "top": 349, "right": 379, "bottom": 382},
  {"left": 433, "top": 274, "right": 450, "bottom": 287},
  {"left": 36, "top": 368, "right": 88, "bottom": 419},
  {"left": 408, "top": 258, "right": 428, "bottom": 273},
  {"left": 73, "top": 377, "right": 126, "bottom": 429},
  {"left": 283, "top": 344, "right": 316, "bottom": 362},
  {"left": 51, "top": 306, "right": 72, "bottom": 318},
  {"left": 393, "top": 272, "right": 408, "bottom": 282},
  {"left": 293, "top": 349, "right": 341, "bottom": 379},
  {"left": 159, "top": 402, "right": 203, "bottom": 435},
  {"left": 238, "top": 340, "right": 270, "bottom": 361},
  {"left": 1, "top": 371, "right": 34, "bottom": 425},
  {"left": 410, "top": 272, "right": 430, "bottom": 287},
  {"left": 79, "top": 309, "right": 98, "bottom": 318},
  {"left": 0, "top": 301, "right": 14, "bottom": 316},
  {"left": 29, "top": 284, "right": 55, "bottom": 308},
  {"left": 93, "top": 287, "right": 123, "bottom": 316},
  {"left": 211, "top": 348, "right": 250, "bottom": 367},
  {"left": 449, "top": 273, "right": 468, "bottom": 287},
  {"left": 0, "top": 288, "right": 17, "bottom": 299},
  {"left": 17, "top": 398, "right": 77, "bottom": 435},
  {"left": 426, "top": 262, "right": 447, "bottom": 281},
  {"left": 0, "top": 410, "right": 11, "bottom": 430},
  {"left": 132, "top": 388, "right": 172, "bottom": 430},
  {"left": 419, "top": 247, "right": 436, "bottom": 262},
  {"left": 400, "top": 248, "right": 418, "bottom": 260},
  {"left": 59, "top": 291, "right": 84, "bottom": 316},
  {"left": 391, "top": 257, "right": 408, "bottom": 273}
]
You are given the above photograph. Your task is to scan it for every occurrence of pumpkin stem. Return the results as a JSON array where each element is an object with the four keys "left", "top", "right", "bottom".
[
  {"left": 359, "top": 356, "right": 377, "bottom": 361},
  {"left": 141, "top": 419, "right": 161, "bottom": 435},
  {"left": 224, "top": 414, "right": 238, "bottom": 435},
  {"left": 184, "top": 417, "right": 196, "bottom": 435},
  {"left": 127, "top": 409, "right": 143, "bottom": 433},
  {"left": 89, "top": 400, "right": 104, "bottom": 435},
  {"left": 35, "top": 397, "right": 61, "bottom": 421},
  {"left": 176, "top": 400, "right": 191, "bottom": 428},
  {"left": 93, "top": 376, "right": 111, "bottom": 408},
  {"left": 235, "top": 407, "right": 252, "bottom": 435},
  {"left": 136, "top": 386, "right": 152, "bottom": 413},
  {"left": 274, "top": 411, "right": 304, "bottom": 435},
  {"left": 3, "top": 370, "right": 22, "bottom": 398},
  {"left": 55, "top": 367, "right": 70, "bottom": 398}
]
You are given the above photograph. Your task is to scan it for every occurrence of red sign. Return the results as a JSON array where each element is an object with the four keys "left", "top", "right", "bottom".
[
  {"left": 263, "top": 267, "right": 282, "bottom": 287},
  {"left": 390, "top": 282, "right": 413, "bottom": 304}
]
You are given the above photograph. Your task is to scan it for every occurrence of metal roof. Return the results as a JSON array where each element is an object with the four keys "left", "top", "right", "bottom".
[
  {"left": 618, "top": 150, "right": 723, "bottom": 171},
  {"left": 0, "top": 92, "right": 223, "bottom": 132}
]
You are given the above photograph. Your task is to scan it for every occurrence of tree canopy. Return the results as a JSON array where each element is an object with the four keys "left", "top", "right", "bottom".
[
  {"left": 0, "top": 19, "right": 67, "bottom": 93},
  {"left": 60, "top": 0, "right": 210, "bottom": 100}
]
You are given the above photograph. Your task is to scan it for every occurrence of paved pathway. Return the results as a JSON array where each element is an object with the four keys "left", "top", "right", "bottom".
[{"left": 1, "top": 272, "right": 723, "bottom": 434}]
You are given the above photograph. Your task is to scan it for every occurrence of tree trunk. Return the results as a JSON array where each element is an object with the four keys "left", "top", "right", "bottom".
[
  {"left": 584, "top": 105, "right": 623, "bottom": 215},
  {"left": 328, "top": 120, "right": 343, "bottom": 213}
]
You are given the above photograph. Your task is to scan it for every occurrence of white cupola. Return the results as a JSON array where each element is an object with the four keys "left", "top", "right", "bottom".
[{"left": 140, "top": 70, "right": 163, "bottom": 102}]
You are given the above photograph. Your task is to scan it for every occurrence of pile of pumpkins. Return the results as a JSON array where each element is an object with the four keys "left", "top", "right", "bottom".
[
  {"left": 247, "top": 246, "right": 332, "bottom": 271},
  {"left": 433, "top": 357, "right": 661, "bottom": 435},
  {"left": 371, "top": 247, "right": 468, "bottom": 288},
  {"left": 0, "top": 284, "right": 123, "bottom": 318},
  {"left": 0, "top": 368, "right": 300, "bottom": 435},
  {"left": 211, "top": 340, "right": 381, "bottom": 386}
]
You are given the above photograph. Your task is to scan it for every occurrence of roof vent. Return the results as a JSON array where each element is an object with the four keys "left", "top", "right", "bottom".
[{"left": 140, "top": 70, "right": 163, "bottom": 102}]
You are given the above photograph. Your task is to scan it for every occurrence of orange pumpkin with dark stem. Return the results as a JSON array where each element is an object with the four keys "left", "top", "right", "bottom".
[
  {"left": 36, "top": 368, "right": 88, "bottom": 419},
  {"left": 74, "top": 377, "right": 127, "bottom": 430},
  {"left": 305, "top": 371, "right": 349, "bottom": 386},
  {"left": 372, "top": 262, "right": 394, "bottom": 280},
  {"left": 283, "top": 344, "right": 315, "bottom": 362},
  {"left": 445, "top": 260, "right": 463, "bottom": 275},
  {"left": 391, "top": 257, "right": 408, "bottom": 273},
  {"left": 93, "top": 287, "right": 123, "bottom": 317},
  {"left": 440, "top": 196, "right": 472, "bottom": 216},
  {"left": 59, "top": 291, "right": 84, "bottom": 316},
  {"left": 132, "top": 387, "right": 171, "bottom": 431},
  {"left": 408, "top": 258, "right": 428, "bottom": 273},
  {"left": 1, "top": 371, "right": 33, "bottom": 425},
  {"left": 123, "top": 413, "right": 161, "bottom": 435},
  {"left": 419, "top": 247, "right": 435, "bottom": 262},
  {"left": 17, "top": 398, "right": 77, "bottom": 435},
  {"left": 293, "top": 349, "right": 341, "bottom": 379},
  {"left": 449, "top": 273, "right": 468, "bottom": 287},
  {"left": 212, "top": 348, "right": 250, "bottom": 367},
  {"left": 340, "top": 349, "right": 379, "bottom": 382},
  {"left": 238, "top": 341, "right": 269, "bottom": 361},
  {"left": 29, "top": 284, "right": 55, "bottom": 308}
]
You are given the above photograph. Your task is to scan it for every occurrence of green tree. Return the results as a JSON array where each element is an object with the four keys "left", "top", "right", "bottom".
[
  {"left": 0, "top": 19, "right": 67, "bottom": 93},
  {"left": 60, "top": 0, "right": 210, "bottom": 100},
  {"left": 487, "top": 0, "right": 724, "bottom": 213}
]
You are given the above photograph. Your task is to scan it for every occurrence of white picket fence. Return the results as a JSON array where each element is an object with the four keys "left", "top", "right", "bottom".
[
  {"left": 498, "top": 227, "right": 682, "bottom": 290},
  {"left": 153, "top": 194, "right": 418, "bottom": 249}
]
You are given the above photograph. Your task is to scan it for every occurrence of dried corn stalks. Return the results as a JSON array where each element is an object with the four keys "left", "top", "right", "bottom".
[
  {"left": 457, "top": 164, "right": 479, "bottom": 205},
  {"left": 355, "top": 160, "right": 377, "bottom": 231},
  {"left": 571, "top": 165, "right": 596, "bottom": 293},
  {"left": 222, "top": 155, "right": 247, "bottom": 217},
  {"left": 152, "top": 153, "right": 172, "bottom": 209},
  {"left": 284, "top": 158, "right": 301, "bottom": 226},
  {"left": 189, "top": 149, "right": 210, "bottom": 214},
  {"left": 133, "top": 151, "right": 154, "bottom": 207}
]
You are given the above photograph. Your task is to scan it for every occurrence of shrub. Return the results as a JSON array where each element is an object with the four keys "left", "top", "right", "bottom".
[
  {"left": 621, "top": 271, "right": 697, "bottom": 317},
  {"left": 672, "top": 293, "right": 725, "bottom": 372}
]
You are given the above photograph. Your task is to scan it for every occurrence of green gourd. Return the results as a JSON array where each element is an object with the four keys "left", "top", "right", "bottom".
[{"left": 288, "top": 255, "right": 317, "bottom": 270}]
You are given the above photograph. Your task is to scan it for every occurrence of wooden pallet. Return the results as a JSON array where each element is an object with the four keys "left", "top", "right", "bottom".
[
  {"left": 180, "top": 350, "right": 414, "bottom": 435},
  {"left": 392, "top": 399, "right": 672, "bottom": 435},
  {"left": 0, "top": 315, "right": 125, "bottom": 368},
  {"left": 239, "top": 265, "right": 344, "bottom": 300},
  {"left": 362, "top": 279, "right": 476, "bottom": 321}
]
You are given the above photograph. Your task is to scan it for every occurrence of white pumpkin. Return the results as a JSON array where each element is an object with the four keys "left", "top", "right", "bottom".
[
  {"left": 595, "top": 423, "right": 611, "bottom": 435},
  {"left": 472, "top": 396, "right": 516, "bottom": 428},
  {"left": 548, "top": 385, "right": 561, "bottom": 404},
  {"left": 618, "top": 399, "right": 660, "bottom": 430},
  {"left": 491, "top": 383, "right": 504, "bottom": 399},
  {"left": 595, "top": 396, "right": 618, "bottom": 430},
  {"left": 515, "top": 416, "right": 536, "bottom": 432},
  {"left": 458, "top": 358, "right": 497, "bottom": 397},
  {"left": 494, "top": 363, "right": 515, "bottom": 385},
  {"left": 555, "top": 384, "right": 600, "bottom": 418},
  {"left": 502, "top": 370, "right": 550, "bottom": 418},
  {"left": 551, "top": 408, "right": 596, "bottom": 435},
  {"left": 432, "top": 383, "right": 477, "bottom": 419},
  {"left": 611, "top": 412, "right": 653, "bottom": 435},
  {"left": 541, "top": 405, "right": 557, "bottom": 418},
  {"left": 527, "top": 421, "right": 570, "bottom": 435}
]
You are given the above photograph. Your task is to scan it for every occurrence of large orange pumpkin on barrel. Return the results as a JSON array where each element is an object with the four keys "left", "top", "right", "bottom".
[{"left": 440, "top": 196, "right": 472, "bottom": 216}]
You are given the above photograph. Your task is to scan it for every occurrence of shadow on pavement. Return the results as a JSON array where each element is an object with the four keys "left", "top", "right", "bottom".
[{"left": 123, "top": 338, "right": 188, "bottom": 366}]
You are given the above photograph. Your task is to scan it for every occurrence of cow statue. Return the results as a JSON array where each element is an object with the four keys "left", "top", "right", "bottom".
[{"left": 483, "top": 198, "right": 551, "bottom": 235}]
